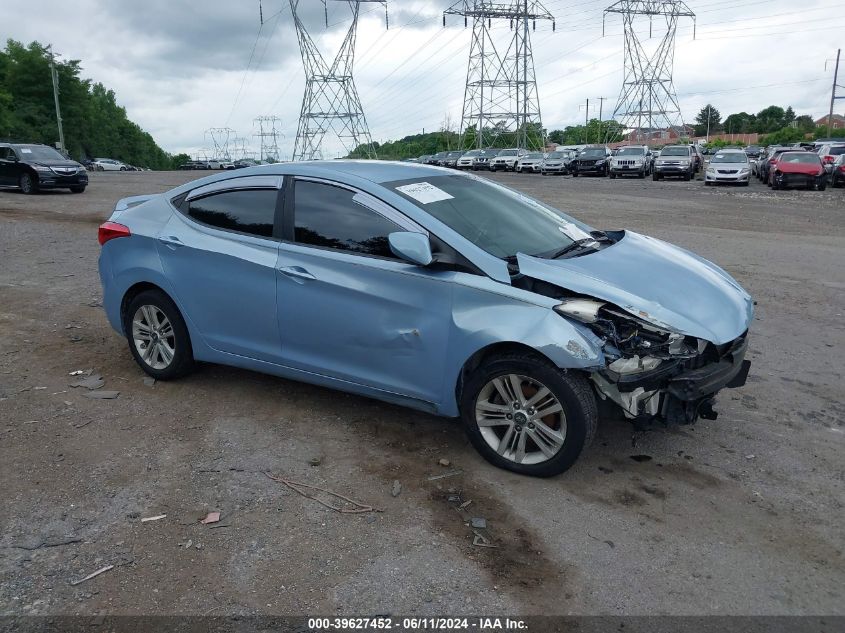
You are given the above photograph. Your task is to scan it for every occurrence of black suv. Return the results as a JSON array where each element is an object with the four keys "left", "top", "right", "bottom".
[{"left": 0, "top": 143, "right": 88, "bottom": 194}]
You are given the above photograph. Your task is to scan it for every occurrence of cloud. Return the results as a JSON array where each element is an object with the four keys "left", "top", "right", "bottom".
[{"left": 2, "top": 0, "right": 843, "bottom": 158}]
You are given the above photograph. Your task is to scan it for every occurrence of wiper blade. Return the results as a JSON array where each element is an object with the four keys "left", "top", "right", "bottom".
[{"left": 545, "top": 238, "right": 599, "bottom": 260}]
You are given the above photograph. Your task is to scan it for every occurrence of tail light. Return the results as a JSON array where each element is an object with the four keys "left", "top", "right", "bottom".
[
  {"left": 98, "top": 222, "right": 131, "bottom": 245},
  {"left": 839, "top": 165, "right": 845, "bottom": 172},
  {"left": 823, "top": 155, "right": 834, "bottom": 164},
  {"left": 768, "top": 158, "right": 777, "bottom": 164}
]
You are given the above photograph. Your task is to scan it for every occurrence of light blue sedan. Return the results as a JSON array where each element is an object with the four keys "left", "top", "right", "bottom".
[{"left": 98, "top": 161, "right": 753, "bottom": 476}]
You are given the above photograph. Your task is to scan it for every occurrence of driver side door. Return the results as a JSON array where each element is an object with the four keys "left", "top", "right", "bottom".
[{"left": 275, "top": 177, "right": 454, "bottom": 406}]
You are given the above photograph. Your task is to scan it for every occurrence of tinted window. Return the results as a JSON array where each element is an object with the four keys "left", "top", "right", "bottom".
[
  {"left": 293, "top": 181, "right": 400, "bottom": 258},
  {"left": 0, "top": 147, "right": 13, "bottom": 160},
  {"left": 188, "top": 189, "right": 277, "bottom": 237}
]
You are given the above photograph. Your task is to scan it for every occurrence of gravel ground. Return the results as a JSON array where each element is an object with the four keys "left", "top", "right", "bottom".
[{"left": 0, "top": 168, "right": 843, "bottom": 616}]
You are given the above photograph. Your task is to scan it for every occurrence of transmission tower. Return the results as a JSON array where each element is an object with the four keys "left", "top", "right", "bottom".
[
  {"left": 604, "top": 0, "right": 695, "bottom": 143},
  {"left": 444, "top": 1, "right": 554, "bottom": 151},
  {"left": 254, "top": 116, "right": 282, "bottom": 162},
  {"left": 205, "top": 127, "right": 236, "bottom": 160},
  {"left": 290, "top": 0, "right": 388, "bottom": 161}
]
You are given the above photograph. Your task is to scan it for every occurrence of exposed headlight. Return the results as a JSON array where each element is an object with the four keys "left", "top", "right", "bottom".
[
  {"left": 33, "top": 165, "right": 52, "bottom": 172},
  {"left": 554, "top": 299, "right": 605, "bottom": 323},
  {"left": 596, "top": 159, "right": 605, "bottom": 165},
  {"left": 739, "top": 168, "right": 749, "bottom": 174}
]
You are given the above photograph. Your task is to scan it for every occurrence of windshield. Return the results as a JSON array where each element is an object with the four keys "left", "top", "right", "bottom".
[
  {"left": 388, "top": 175, "right": 593, "bottom": 259},
  {"left": 447, "top": 152, "right": 463, "bottom": 158},
  {"left": 546, "top": 152, "right": 563, "bottom": 159},
  {"left": 500, "top": 150, "right": 518, "bottom": 157},
  {"left": 462, "top": 150, "right": 480, "bottom": 157},
  {"left": 16, "top": 145, "right": 67, "bottom": 161},
  {"left": 660, "top": 147, "right": 690, "bottom": 157},
  {"left": 617, "top": 147, "right": 645, "bottom": 156},
  {"left": 580, "top": 149, "right": 606, "bottom": 157},
  {"left": 479, "top": 149, "right": 499, "bottom": 157},
  {"left": 525, "top": 153, "right": 544, "bottom": 159},
  {"left": 711, "top": 153, "right": 748, "bottom": 164},
  {"left": 780, "top": 153, "right": 821, "bottom": 164}
]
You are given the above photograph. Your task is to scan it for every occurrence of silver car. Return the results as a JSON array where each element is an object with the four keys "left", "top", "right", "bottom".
[
  {"left": 704, "top": 149, "right": 751, "bottom": 186},
  {"left": 516, "top": 152, "right": 546, "bottom": 173}
]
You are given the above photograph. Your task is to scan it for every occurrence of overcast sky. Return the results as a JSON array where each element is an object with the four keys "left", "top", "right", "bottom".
[{"left": 3, "top": 0, "right": 843, "bottom": 158}]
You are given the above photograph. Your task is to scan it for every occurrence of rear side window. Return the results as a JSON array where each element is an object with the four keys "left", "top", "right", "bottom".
[
  {"left": 292, "top": 180, "right": 400, "bottom": 258},
  {"left": 187, "top": 189, "right": 277, "bottom": 237}
]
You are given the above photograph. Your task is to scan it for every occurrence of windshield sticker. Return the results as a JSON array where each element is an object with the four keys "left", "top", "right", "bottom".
[
  {"left": 20, "top": 148, "right": 32, "bottom": 153},
  {"left": 558, "top": 222, "right": 592, "bottom": 241},
  {"left": 395, "top": 182, "right": 454, "bottom": 204}
]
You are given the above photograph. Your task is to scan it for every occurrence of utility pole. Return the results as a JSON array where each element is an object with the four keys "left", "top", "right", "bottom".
[
  {"left": 47, "top": 45, "right": 65, "bottom": 153},
  {"left": 596, "top": 96, "right": 607, "bottom": 143},
  {"left": 604, "top": 1, "right": 695, "bottom": 142},
  {"left": 579, "top": 99, "right": 590, "bottom": 144},
  {"left": 827, "top": 49, "right": 843, "bottom": 138},
  {"left": 290, "top": 0, "right": 387, "bottom": 161},
  {"left": 444, "top": 1, "right": 555, "bottom": 151}
]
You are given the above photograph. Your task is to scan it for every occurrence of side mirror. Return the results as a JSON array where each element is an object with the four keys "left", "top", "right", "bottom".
[{"left": 388, "top": 232, "right": 433, "bottom": 266}]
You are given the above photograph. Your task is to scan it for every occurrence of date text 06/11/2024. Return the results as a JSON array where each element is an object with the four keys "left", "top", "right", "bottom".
[{"left": 307, "top": 617, "right": 528, "bottom": 630}]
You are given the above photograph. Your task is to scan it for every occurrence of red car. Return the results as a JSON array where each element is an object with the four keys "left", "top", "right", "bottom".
[{"left": 769, "top": 151, "right": 827, "bottom": 191}]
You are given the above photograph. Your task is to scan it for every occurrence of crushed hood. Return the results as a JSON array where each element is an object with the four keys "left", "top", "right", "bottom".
[{"left": 516, "top": 231, "right": 753, "bottom": 345}]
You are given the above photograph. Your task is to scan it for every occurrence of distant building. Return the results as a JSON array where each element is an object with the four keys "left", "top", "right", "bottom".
[
  {"left": 814, "top": 114, "right": 845, "bottom": 129},
  {"left": 623, "top": 125, "right": 695, "bottom": 143}
]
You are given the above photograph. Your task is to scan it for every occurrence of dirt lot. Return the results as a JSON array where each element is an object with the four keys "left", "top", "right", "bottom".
[{"left": 1, "top": 169, "right": 843, "bottom": 616}]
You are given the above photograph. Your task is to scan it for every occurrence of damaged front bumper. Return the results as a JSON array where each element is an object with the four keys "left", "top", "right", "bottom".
[{"left": 591, "top": 332, "right": 751, "bottom": 426}]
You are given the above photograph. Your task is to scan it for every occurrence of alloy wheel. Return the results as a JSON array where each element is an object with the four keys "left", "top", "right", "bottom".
[
  {"left": 20, "top": 173, "right": 33, "bottom": 193},
  {"left": 132, "top": 305, "right": 176, "bottom": 370},
  {"left": 475, "top": 374, "right": 566, "bottom": 465}
]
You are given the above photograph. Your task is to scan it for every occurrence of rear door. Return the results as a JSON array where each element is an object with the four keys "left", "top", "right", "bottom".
[
  {"left": 274, "top": 177, "right": 453, "bottom": 405},
  {"left": 156, "top": 176, "right": 284, "bottom": 363}
]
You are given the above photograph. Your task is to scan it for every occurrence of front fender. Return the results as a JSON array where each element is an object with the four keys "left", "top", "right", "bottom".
[{"left": 438, "top": 278, "right": 605, "bottom": 416}]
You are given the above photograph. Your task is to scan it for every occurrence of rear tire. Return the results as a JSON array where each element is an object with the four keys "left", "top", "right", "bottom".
[
  {"left": 460, "top": 353, "right": 597, "bottom": 477},
  {"left": 125, "top": 289, "right": 195, "bottom": 380}
]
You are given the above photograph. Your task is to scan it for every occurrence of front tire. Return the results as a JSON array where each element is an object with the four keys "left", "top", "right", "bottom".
[
  {"left": 460, "top": 353, "right": 597, "bottom": 477},
  {"left": 19, "top": 172, "right": 39, "bottom": 194},
  {"left": 125, "top": 289, "right": 195, "bottom": 380},
  {"left": 70, "top": 186, "right": 86, "bottom": 193}
]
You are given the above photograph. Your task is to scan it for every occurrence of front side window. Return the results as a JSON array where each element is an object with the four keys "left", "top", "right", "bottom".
[
  {"left": 0, "top": 147, "right": 13, "bottom": 161},
  {"left": 187, "top": 189, "right": 277, "bottom": 237},
  {"left": 293, "top": 180, "right": 400, "bottom": 258}
]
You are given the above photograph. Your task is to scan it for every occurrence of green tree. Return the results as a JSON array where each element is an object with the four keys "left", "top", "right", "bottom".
[
  {"left": 0, "top": 39, "right": 179, "bottom": 169},
  {"left": 723, "top": 112, "right": 756, "bottom": 134},
  {"left": 754, "top": 106, "right": 786, "bottom": 133},
  {"left": 694, "top": 104, "right": 721, "bottom": 137},
  {"left": 793, "top": 115, "right": 815, "bottom": 133}
]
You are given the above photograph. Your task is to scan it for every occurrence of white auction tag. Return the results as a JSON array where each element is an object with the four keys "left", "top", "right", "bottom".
[{"left": 395, "top": 181, "right": 454, "bottom": 204}]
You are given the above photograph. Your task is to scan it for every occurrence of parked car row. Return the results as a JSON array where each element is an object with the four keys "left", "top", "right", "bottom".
[
  {"left": 750, "top": 142, "right": 844, "bottom": 190},
  {"left": 178, "top": 159, "right": 237, "bottom": 170}
]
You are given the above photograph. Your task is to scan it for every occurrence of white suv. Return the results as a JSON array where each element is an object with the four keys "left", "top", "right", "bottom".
[
  {"left": 609, "top": 145, "right": 651, "bottom": 178},
  {"left": 489, "top": 148, "right": 525, "bottom": 171}
]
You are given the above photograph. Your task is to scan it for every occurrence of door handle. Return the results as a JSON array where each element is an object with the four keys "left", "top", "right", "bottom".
[
  {"left": 277, "top": 265, "right": 316, "bottom": 281},
  {"left": 158, "top": 235, "right": 184, "bottom": 248}
]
